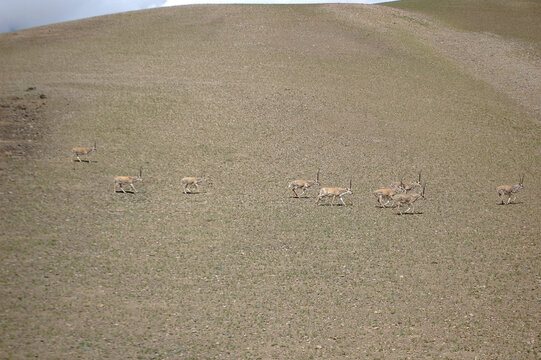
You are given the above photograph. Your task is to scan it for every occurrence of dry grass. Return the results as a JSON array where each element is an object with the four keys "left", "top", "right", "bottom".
[{"left": 0, "top": 4, "right": 540, "bottom": 359}]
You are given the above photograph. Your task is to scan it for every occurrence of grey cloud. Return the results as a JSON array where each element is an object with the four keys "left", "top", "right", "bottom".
[
  {"left": 0, "top": 0, "right": 166, "bottom": 33},
  {"left": 1, "top": 0, "right": 396, "bottom": 33}
]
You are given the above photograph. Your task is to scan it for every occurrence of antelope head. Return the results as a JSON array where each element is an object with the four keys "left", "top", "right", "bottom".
[
  {"left": 419, "top": 182, "right": 426, "bottom": 200},
  {"left": 134, "top": 167, "right": 143, "bottom": 183},
  {"left": 314, "top": 169, "right": 321, "bottom": 186},
  {"left": 413, "top": 170, "right": 422, "bottom": 189},
  {"left": 514, "top": 173, "right": 524, "bottom": 192},
  {"left": 346, "top": 179, "right": 353, "bottom": 195}
]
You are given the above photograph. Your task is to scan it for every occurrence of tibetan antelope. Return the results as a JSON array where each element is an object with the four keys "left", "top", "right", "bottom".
[
  {"left": 374, "top": 181, "right": 405, "bottom": 208},
  {"left": 316, "top": 179, "right": 352, "bottom": 206},
  {"left": 391, "top": 183, "right": 426, "bottom": 215},
  {"left": 288, "top": 170, "right": 320, "bottom": 198},
  {"left": 390, "top": 170, "right": 422, "bottom": 193},
  {"left": 181, "top": 177, "right": 205, "bottom": 194},
  {"left": 497, "top": 174, "right": 524, "bottom": 205},
  {"left": 114, "top": 167, "right": 143, "bottom": 193},
  {"left": 72, "top": 141, "right": 96, "bottom": 162}
]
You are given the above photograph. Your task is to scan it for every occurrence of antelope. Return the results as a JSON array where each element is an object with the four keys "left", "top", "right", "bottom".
[
  {"left": 316, "top": 179, "right": 352, "bottom": 206},
  {"left": 374, "top": 181, "right": 405, "bottom": 208},
  {"left": 181, "top": 177, "right": 205, "bottom": 194},
  {"left": 114, "top": 167, "right": 143, "bottom": 193},
  {"left": 391, "top": 170, "right": 422, "bottom": 193},
  {"left": 391, "top": 183, "right": 426, "bottom": 215},
  {"left": 288, "top": 170, "right": 320, "bottom": 198},
  {"left": 72, "top": 141, "right": 96, "bottom": 162},
  {"left": 497, "top": 174, "right": 524, "bottom": 205}
]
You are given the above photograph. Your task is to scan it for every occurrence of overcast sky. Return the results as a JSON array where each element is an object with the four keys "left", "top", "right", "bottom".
[{"left": 0, "top": 0, "right": 396, "bottom": 33}]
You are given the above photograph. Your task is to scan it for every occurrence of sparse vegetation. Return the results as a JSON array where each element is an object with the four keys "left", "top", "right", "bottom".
[
  {"left": 0, "top": 3, "right": 540, "bottom": 359},
  {"left": 386, "top": 0, "right": 541, "bottom": 45}
]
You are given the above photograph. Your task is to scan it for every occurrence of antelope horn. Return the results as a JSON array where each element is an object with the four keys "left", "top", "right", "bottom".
[
  {"left": 317, "top": 169, "right": 320, "bottom": 182},
  {"left": 139, "top": 167, "right": 142, "bottom": 177},
  {"left": 418, "top": 170, "right": 422, "bottom": 182},
  {"left": 349, "top": 179, "right": 352, "bottom": 189}
]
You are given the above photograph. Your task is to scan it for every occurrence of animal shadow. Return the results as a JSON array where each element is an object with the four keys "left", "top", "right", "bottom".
[
  {"left": 396, "top": 211, "right": 423, "bottom": 216},
  {"left": 318, "top": 203, "right": 349, "bottom": 207},
  {"left": 115, "top": 190, "right": 136, "bottom": 194},
  {"left": 497, "top": 201, "right": 522, "bottom": 206}
]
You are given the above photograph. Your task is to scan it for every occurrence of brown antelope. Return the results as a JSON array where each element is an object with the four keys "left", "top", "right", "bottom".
[
  {"left": 288, "top": 170, "right": 320, "bottom": 198},
  {"left": 72, "top": 141, "right": 96, "bottom": 162},
  {"left": 181, "top": 177, "right": 205, "bottom": 194},
  {"left": 316, "top": 179, "right": 352, "bottom": 206},
  {"left": 496, "top": 174, "right": 524, "bottom": 204},
  {"left": 114, "top": 167, "right": 143, "bottom": 193},
  {"left": 390, "top": 170, "right": 422, "bottom": 193},
  {"left": 374, "top": 181, "right": 405, "bottom": 208},
  {"left": 391, "top": 183, "right": 426, "bottom": 215}
]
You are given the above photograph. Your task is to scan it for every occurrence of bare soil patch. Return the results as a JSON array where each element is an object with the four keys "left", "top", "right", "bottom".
[{"left": 0, "top": 88, "right": 47, "bottom": 166}]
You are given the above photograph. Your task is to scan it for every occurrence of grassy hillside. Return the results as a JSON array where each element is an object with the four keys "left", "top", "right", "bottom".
[{"left": 1, "top": 4, "right": 540, "bottom": 359}]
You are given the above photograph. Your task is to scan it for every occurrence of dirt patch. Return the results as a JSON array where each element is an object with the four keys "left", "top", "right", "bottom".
[{"left": 0, "top": 88, "right": 47, "bottom": 167}]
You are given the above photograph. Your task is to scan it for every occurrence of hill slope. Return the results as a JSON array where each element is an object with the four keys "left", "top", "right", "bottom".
[
  {"left": 1, "top": 4, "right": 540, "bottom": 359},
  {"left": 387, "top": 0, "right": 541, "bottom": 44}
]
